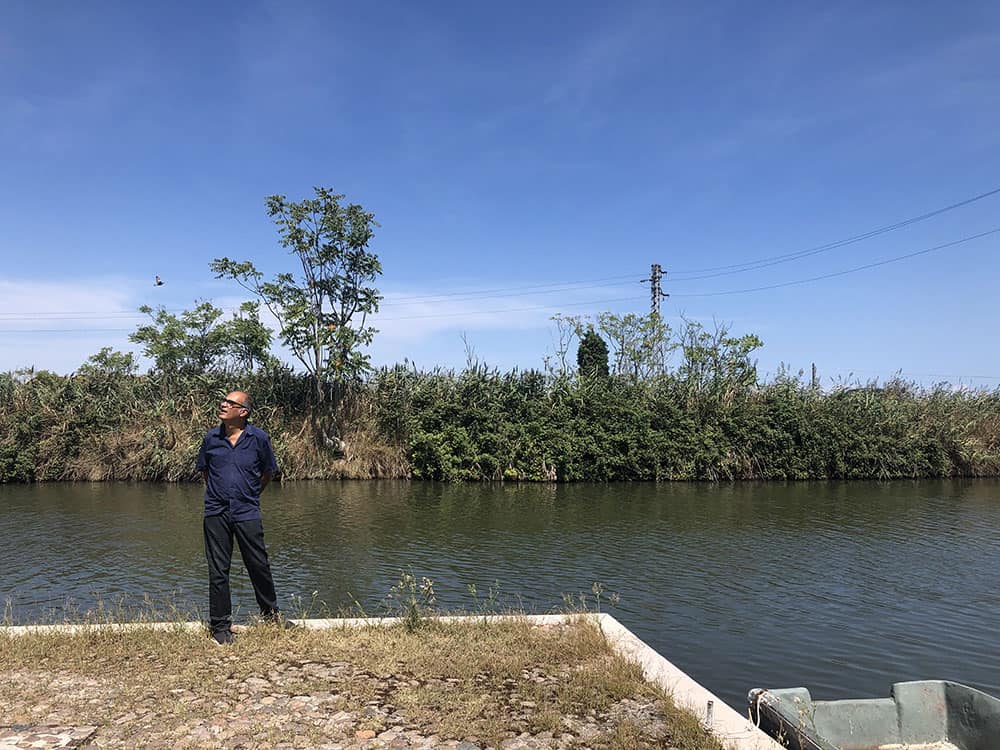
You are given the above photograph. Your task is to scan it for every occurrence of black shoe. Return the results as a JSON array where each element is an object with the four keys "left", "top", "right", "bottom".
[
  {"left": 211, "top": 629, "right": 236, "bottom": 645},
  {"left": 261, "top": 613, "right": 299, "bottom": 629}
]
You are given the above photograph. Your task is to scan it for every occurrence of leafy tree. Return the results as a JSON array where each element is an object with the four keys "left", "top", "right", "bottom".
[
  {"left": 76, "top": 347, "right": 138, "bottom": 379},
  {"left": 211, "top": 187, "right": 383, "bottom": 433},
  {"left": 576, "top": 327, "right": 609, "bottom": 378},
  {"left": 129, "top": 301, "right": 273, "bottom": 377},
  {"left": 547, "top": 314, "right": 584, "bottom": 377},
  {"left": 553, "top": 312, "right": 673, "bottom": 381},
  {"left": 229, "top": 302, "right": 280, "bottom": 373},
  {"left": 130, "top": 302, "right": 223, "bottom": 376},
  {"left": 596, "top": 311, "right": 674, "bottom": 381},
  {"left": 674, "top": 317, "right": 762, "bottom": 422}
]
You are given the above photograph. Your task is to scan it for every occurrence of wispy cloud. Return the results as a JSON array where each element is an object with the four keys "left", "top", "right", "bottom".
[
  {"left": 0, "top": 274, "right": 682, "bottom": 374},
  {"left": 374, "top": 279, "right": 643, "bottom": 332},
  {"left": 542, "top": 3, "right": 674, "bottom": 115},
  {"left": 0, "top": 79, "right": 125, "bottom": 154},
  {"left": 367, "top": 280, "right": 647, "bottom": 369},
  {"left": 231, "top": 2, "right": 351, "bottom": 120},
  {"left": 0, "top": 278, "right": 141, "bottom": 373},
  {"left": 859, "top": 29, "right": 1000, "bottom": 96},
  {"left": 0, "top": 278, "right": 136, "bottom": 318},
  {"left": 202, "top": 284, "right": 642, "bottom": 371}
]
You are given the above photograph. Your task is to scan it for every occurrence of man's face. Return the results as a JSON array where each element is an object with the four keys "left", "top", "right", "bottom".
[{"left": 219, "top": 392, "right": 249, "bottom": 421}]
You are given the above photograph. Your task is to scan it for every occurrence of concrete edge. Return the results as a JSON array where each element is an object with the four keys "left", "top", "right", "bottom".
[
  {"left": 0, "top": 613, "right": 571, "bottom": 636},
  {"left": 592, "top": 613, "right": 783, "bottom": 750},
  {"left": 1, "top": 613, "right": 781, "bottom": 749}
]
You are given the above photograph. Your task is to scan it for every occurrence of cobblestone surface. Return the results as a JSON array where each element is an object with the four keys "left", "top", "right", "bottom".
[
  {"left": 1, "top": 662, "right": 675, "bottom": 749},
  {"left": 0, "top": 725, "right": 96, "bottom": 749},
  {"left": 1, "top": 619, "right": 700, "bottom": 749}
]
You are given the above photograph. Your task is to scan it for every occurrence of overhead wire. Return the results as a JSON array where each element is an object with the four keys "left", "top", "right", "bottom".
[
  {"left": 2, "top": 191, "right": 999, "bottom": 325},
  {"left": 375, "top": 295, "right": 641, "bottom": 321},
  {"left": 668, "top": 185, "right": 1000, "bottom": 278},
  {"left": 0, "top": 328, "right": 135, "bottom": 334},
  {"left": 380, "top": 273, "right": 642, "bottom": 302},
  {"left": 1, "top": 223, "right": 996, "bottom": 330},
  {"left": 669, "top": 227, "right": 1000, "bottom": 298},
  {"left": 0, "top": 295, "right": 645, "bottom": 332},
  {"left": 0, "top": 309, "right": 182, "bottom": 320},
  {"left": 0, "top": 274, "right": 647, "bottom": 320},
  {"left": 0, "top": 313, "right": 149, "bottom": 321},
  {"left": 379, "top": 279, "right": 642, "bottom": 307}
]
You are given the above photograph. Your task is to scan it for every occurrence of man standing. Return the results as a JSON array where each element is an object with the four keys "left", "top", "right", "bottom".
[{"left": 197, "top": 390, "right": 285, "bottom": 644}]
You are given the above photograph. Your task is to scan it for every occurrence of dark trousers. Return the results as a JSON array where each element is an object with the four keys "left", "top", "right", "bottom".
[{"left": 203, "top": 514, "right": 279, "bottom": 633}]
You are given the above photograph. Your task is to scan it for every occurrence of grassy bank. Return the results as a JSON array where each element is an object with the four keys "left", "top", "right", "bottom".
[
  {"left": 2, "top": 362, "right": 998, "bottom": 483},
  {"left": 0, "top": 618, "right": 724, "bottom": 749}
]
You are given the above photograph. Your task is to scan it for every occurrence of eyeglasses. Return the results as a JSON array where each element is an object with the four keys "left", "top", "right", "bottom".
[{"left": 221, "top": 398, "right": 249, "bottom": 411}]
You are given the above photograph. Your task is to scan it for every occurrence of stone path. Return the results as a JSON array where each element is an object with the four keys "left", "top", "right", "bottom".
[
  {"left": 0, "top": 726, "right": 96, "bottom": 750},
  {"left": 0, "top": 723, "right": 667, "bottom": 750},
  {"left": 0, "top": 717, "right": 666, "bottom": 749},
  {"left": 1, "top": 664, "right": 677, "bottom": 749},
  {"left": 1, "top": 619, "right": 712, "bottom": 748}
]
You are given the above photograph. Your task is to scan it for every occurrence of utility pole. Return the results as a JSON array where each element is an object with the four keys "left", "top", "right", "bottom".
[{"left": 642, "top": 263, "right": 669, "bottom": 315}]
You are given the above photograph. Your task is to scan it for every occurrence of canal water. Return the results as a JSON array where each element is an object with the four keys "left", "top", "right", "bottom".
[{"left": 1, "top": 479, "right": 998, "bottom": 710}]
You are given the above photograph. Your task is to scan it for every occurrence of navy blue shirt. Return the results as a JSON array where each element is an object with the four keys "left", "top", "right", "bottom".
[{"left": 196, "top": 423, "right": 278, "bottom": 522}]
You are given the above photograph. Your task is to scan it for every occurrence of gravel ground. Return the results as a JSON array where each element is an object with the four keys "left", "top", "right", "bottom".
[{"left": 1, "top": 662, "right": 681, "bottom": 749}]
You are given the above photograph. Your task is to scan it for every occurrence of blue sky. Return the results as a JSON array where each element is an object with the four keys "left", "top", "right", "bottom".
[{"left": 2, "top": 1, "right": 999, "bottom": 387}]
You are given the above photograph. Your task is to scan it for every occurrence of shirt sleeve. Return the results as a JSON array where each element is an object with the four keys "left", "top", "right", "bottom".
[
  {"left": 259, "top": 433, "right": 278, "bottom": 475},
  {"left": 196, "top": 435, "right": 209, "bottom": 472}
]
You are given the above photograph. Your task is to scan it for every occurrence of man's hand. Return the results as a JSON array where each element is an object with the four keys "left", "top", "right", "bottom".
[
  {"left": 201, "top": 470, "right": 208, "bottom": 484},
  {"left": 261, "top": 472, "right": 273, "bottom": 491}
]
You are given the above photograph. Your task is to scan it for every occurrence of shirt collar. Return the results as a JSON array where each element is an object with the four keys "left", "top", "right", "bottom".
[{"left": 216, "top": 422, "right": 256, "bottom": 439}]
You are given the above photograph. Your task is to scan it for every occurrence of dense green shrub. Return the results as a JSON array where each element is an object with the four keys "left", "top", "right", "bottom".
[{"left": 2, "top": 355, "right": 999, "bottom": 483}]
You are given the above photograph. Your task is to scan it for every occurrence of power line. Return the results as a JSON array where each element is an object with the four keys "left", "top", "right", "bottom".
[
  {"left": 2, "top": 223, "right": 996, "bottom": 327},
  {"left": 0, "top": 309, "right": 182, "bottom": 319},
  {"left": 670, "top": 227, "right": 1000, "bottom": 298},
  {"left": 0, "top": 275, "right": 646, "bottom": 319},
  {"left": 669, "top": 185, "right": 1000, "bottom": 278},
  {"left": 0, "top": 328, "right": 135, "bottom": 334},
  {"left": 0, "top": 281, "right": 644, "bottom": 322},
  {"left": 0, "top": 294, "right": 646, "bottom": 332},
  {"left": 4, "top": 187, "right": 999, "bottom": 321},
  {"left": 374, "top": 273, "right": 642, "bottom": 303},
  {"left": 380, "top": 279, "right": 642, "bottom": 307},
  {"left": 1, "top": 225, "right": 995, "bottom": 330},
  {"left": 370, "top": 295, "right": 642, "bottom": 321},
  {"left": 0, "top": 313, "right": 149, "bottom": 321}
]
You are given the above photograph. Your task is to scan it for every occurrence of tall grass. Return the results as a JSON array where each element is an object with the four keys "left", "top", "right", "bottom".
[{"left": 2, "top": 362, "right": 998, "bottom": 483}]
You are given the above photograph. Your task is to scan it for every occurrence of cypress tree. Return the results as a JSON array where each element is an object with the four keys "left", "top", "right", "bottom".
[{"left": 577, "top": 328, "right": 610, "bottom": 378}]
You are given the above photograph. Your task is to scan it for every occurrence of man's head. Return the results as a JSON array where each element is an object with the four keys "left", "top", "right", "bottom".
[{"left": 219, "top": 391, "right": 252, "bottom": 426}]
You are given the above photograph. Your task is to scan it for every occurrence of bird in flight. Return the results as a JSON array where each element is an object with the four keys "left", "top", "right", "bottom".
[{"left": 154, "top": 275, "right": 164, "bottom": 286}]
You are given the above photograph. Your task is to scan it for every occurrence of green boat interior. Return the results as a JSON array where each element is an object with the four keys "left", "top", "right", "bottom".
[{"left": 747, "top": 680, "right": 1000, "bottom": 750}]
